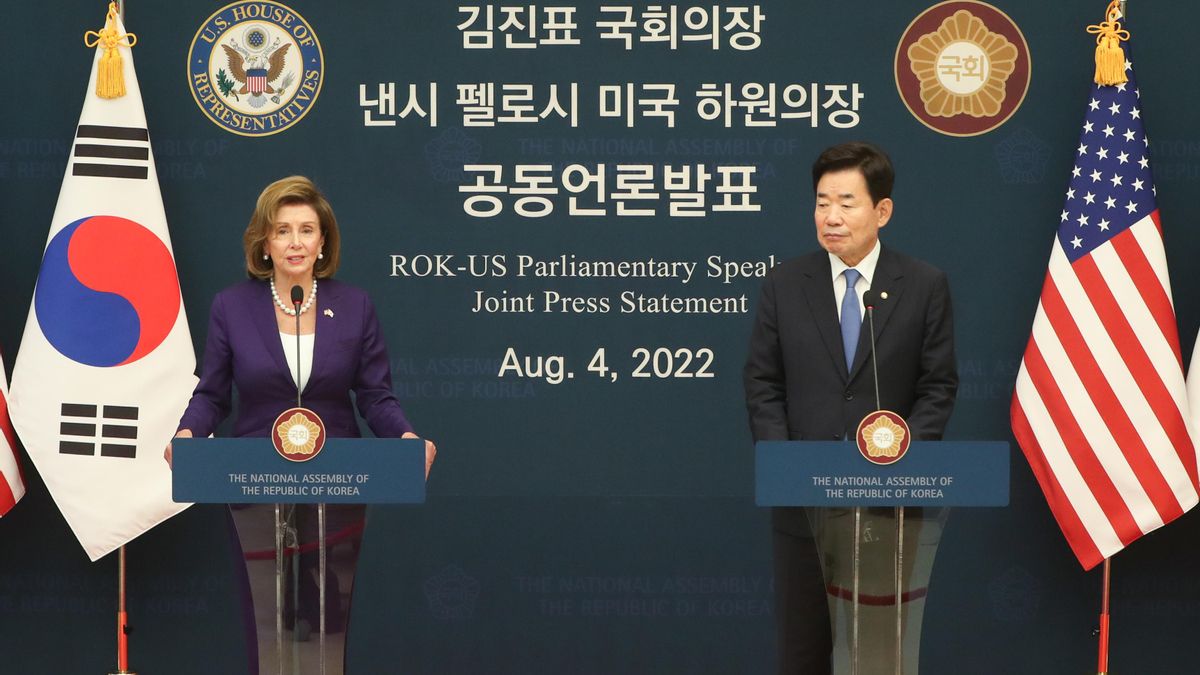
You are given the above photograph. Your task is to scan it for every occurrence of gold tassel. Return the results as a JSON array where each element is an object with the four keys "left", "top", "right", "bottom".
[
  {"left": 83, "top": 2, "right": 138, "bottom": 99},
  {"left": 1087, "top": 1, "right": 1130, "bottom": 86}
]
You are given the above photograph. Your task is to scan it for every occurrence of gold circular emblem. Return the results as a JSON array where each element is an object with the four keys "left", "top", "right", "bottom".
[
  {"left": 272, "top": 407, "right": 326, "bottom": 462},
  {"left": 895, "top": 1, "right": 1031, "bottom": 136},
  {"left": 856, "top": 410, "right": 912, "bottom": 465}
]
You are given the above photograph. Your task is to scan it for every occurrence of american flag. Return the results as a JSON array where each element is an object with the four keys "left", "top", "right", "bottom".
[
  {"left": 1011, "top": 51, "right": 1198, "bottom": 570},
  {"left": 0, "top": 354, "right": 26, "bottom": 517}
]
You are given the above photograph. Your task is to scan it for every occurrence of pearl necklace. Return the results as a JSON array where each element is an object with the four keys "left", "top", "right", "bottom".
[{"left": 270, "top": 278, "right": 318, "bottom": 316}]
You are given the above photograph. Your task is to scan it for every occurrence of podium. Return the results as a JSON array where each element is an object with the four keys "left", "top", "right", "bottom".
[
  {"left": 172, "top": 437, "right": 426, "bottom": 675},
  {"left": 755, "top": 441, "right": 1009, "bottom": 675}
]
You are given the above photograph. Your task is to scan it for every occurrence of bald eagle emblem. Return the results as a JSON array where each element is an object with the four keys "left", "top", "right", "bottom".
[{"left": 221, "top": 31, "right": 294, "bottom": 109}]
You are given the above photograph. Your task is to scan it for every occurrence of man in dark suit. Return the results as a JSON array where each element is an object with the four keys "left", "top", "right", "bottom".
[{"left": 743, "top": 142, "right": 957, "bottom": 674}]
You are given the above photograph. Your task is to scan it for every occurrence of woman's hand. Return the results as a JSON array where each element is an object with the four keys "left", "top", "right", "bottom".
[
  {"left": 402, "top": 432, "right": 437, "bottom": 479},
  {"left": 164, "top": 429, "right": 193, "bottom": 468}
]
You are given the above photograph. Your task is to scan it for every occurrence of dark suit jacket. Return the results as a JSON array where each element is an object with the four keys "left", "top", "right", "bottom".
[
  {"left": 743, "top": 246, "right": 957, "bottom": 534},
  {"left": 177, "top": 279, "right": 413, "bottom": 439}
]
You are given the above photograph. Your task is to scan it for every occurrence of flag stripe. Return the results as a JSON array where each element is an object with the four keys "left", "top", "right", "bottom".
[
  {"left": 73, "top": 143, "right": 149, "bottom": 161},
  {"left": 1115, "top": 224, "right": 1182, "bottom": 365},
  {"left": 100, "top": 444, "right": 136, "bottom": 459},
  {"left": 60, "top": 422, "right": 96, "bottom": 436},
  {"left": 1071, "top": 255, "right": 1194, "bottom": 514},
  {"left": 77, "top": 124, "right": 149, "bottom": 141},
  {"left": 1014, "top": 365, "right": 1124, "bottom": 562},
  {"left": 0, "top": 475, "right": 15, "bottom": 517},
  {"left": 72, "top": 163, "right": 149, "bottom": 180},
  {"left": 104, "top": 405, "right": 139, "bottom": 420},
  {"left": 1047, "top": 257, "right": 1188, "bottom": 522},
  {"left": 102, "top": 424, "right": 137, "bottom": 439},
  {"left": 1021, "top": 330, "right": 1145, "bottom": 539},
  {"left": 59, "top": 441, "right": 95, "bottom": 456},
  {"left": 61, "top": 403, "right": 97, "bottom": 416},
  {"left": 1104, "top": 236, "right": 1198, "bottom": 487},
  {"left": 1011, "top": 397, "right": 1107, "bottom": 569}
]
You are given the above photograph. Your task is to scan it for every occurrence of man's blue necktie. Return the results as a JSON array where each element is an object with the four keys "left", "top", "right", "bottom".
[{"left": 840, "top": 268, "right": 861, "bottom": 371}]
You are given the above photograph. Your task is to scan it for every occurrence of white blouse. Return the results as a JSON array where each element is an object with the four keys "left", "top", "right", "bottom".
[{"left": 279, "top": 331, "right": 315, "bottom": 392}]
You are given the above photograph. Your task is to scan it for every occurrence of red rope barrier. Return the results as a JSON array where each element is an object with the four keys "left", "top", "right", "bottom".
[{"left": 243, "top": 522, "right": 365, "bottom": 560}]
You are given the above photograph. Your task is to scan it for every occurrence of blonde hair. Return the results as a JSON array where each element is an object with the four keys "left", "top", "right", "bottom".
[{"left": 243, "top": 175, "right": 341, "bottom": 279}]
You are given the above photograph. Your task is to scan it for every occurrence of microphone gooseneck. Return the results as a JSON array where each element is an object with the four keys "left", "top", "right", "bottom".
[
  {"left": 291, "top": 284, "right": 304, "bottom": 408},
  {"left": 862, "top": 290, "right": 881, "bottom": 411}
]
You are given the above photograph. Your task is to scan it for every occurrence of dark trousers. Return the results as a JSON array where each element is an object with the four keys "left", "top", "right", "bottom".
[{"left": 773, "top": 528, "right": 833, "bottom": 675}]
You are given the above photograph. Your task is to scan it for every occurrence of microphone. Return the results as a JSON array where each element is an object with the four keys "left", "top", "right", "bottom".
[
  {"left": 861, "top": 290, "right": 881, "bottom": 411},
  {"left": 291, "top": 285, "right": 304, "bottom": 408}
]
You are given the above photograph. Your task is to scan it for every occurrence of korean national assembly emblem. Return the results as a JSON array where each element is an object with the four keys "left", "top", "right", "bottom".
[
  {"left": 188, "top": 1, "right": 323, "bottom": 136},
  {"left": 895, "top": 1, "right": 1031, "bottom": 136}
]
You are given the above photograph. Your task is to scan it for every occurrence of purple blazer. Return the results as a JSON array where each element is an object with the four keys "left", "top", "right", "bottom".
[{"left": 177, "top": 279, "right": 413, "bottom": 439}]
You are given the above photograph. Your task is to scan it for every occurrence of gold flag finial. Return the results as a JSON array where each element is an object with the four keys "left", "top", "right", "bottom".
[
  {"left": 1087, "top": 0, "right": 1130, "bottom": 86},
  {"left": 83, "top": 2, "right": 138, "bottom": 99}
]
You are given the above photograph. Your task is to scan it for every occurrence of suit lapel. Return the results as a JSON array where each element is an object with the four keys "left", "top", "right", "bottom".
[
  {"left": 307, "top": 280, "right": 345, "bottom": 395},
  {"left": 249, "top": 282, "right": 291, "bottom": 380},
  {"left": 797, "top": 255, "right": 849, "bottom": 380},
  {"left": 849, "top": 247, "right": 907, "bottom": 382}
]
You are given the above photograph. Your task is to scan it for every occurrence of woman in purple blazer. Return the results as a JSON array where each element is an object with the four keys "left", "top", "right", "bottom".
[
  {"left": 169, "top": 176, "right": 436, "bottom": 462},
  {"left": 167, "top": 175, "right": 435, "bottom": 643}
]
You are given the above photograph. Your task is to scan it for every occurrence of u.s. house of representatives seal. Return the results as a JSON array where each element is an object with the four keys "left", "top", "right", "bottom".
[
  {"left": 895, "top": 1, "right": 1030, "bottom": 137},
  {"left": 856, "top": 410, "right": 911, "bottom": 465},
  {"left": 188, "top": 1, "right": 324, "bottom": 136},
  {"left": 272, "top": 407, "right": 327, "bottom": 462}
]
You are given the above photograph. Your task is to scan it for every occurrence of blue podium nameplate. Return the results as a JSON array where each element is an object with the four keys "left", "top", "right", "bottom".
[
  {"left": 172, "top": 437, "right": 426, "bottom": 504},
  {"left": 755, "top": 441, "right": 1009, "bottom": 507}
]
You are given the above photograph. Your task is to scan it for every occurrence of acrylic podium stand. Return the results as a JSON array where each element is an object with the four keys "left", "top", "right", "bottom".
[
  {"left": 172, "top": 437, "right": 426, "bottom": 675},
  {"left": 756, "top": 441, "right": 1009, "bottom": 675}
]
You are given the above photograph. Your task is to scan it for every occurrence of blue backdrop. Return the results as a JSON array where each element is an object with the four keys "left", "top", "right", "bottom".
[{"left": 3, "top": 1, "right": 1200, "bottom": 672}]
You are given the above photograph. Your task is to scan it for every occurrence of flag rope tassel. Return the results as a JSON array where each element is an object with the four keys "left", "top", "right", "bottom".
[
  {"left": 83, "top": 2, "right": 137, "bottom": 99},
  {"left": 1087, "top": 0, "right": 1129, "bottom": 86},
  {"left": 1096, "top": 557, "right": 1112, "bottom": 675}
]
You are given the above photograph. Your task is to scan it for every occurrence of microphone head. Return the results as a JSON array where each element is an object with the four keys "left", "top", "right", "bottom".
[
  {"left": 862, "top": 290, "right": 877, "bottom": 309},
  {"left": 290, "top": 285, "right": 304, "bottom": 306}
]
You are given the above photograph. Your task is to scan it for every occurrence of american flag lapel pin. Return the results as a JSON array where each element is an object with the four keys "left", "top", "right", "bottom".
[{"left": 324, "top": 309, "right": 334, "bottom": 318}]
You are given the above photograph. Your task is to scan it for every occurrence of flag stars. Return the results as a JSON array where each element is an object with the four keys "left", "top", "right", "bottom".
[
  {"left": 1132, "top": 178, "right": 1144, "bottom": 191},
  {"left": 1066, "top": 187, "right": 1076, "bottom": 199},
  {"left": 1130, "top": 107, "right": 1141, "bottom": 119},
  {"left": 1124, "top": 59, "right": 1132, "bottom": 71},
  {"left": 1089, "top": 98, "right": 1101, "bottom": 111},
  {"left": 1091, "top": 169, "right": 1103, "bottom": 182},
  {"left": 1097, "top": 147, "right": 1109, "bottom": 160},
  {"left": 1110, "top": 173, "right": 1123, "bottom": 187},
  {"left": 1077, "top": 214, "right": 1089, "bottom": 227},
  {"left": 1072, "top": 165, "right": 1083, "bottom": 178},
  {"left": 1123, "top": 129, "right": 1136, "bottom": 142},
  {"left": 1060, "top": 209, "right": 1069, "bottom": 222},
  {"left": 1078, "top": 143, "right": 1089, "bottom": 156},
  {"left": 1109, "top": 102, "right": 1121, "bottom": 115},
  {"left": 1098, "top": 218, "right": 1110, "bottom": 231},
  {"left": 1115, "top": 82, "right": 1127, "bottom": 92},
  {"left": 1138, "top": 156, "right": 1149, "bottom": 169},
  {"left": 1084, "top": 191, "right": 1096, "bottom": 204},
  {"left": 1125, "top": 200, "right": 1138, "bottom": 214},
  {"left": 1084, "top": 121, "right": 1095, "bottom": 133},
  {"left": 1102, "top": 124, "right": 1115, "bottom": 137},
  {"left": 1117, "top": 151, "right": 1129, "bottom": 164},
  {"left": 1104, "top": 196, "right": 1116, "bottom": 209},
  {"left": 1071, "top": 236, "right": 1083, "bottom": 249}
]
